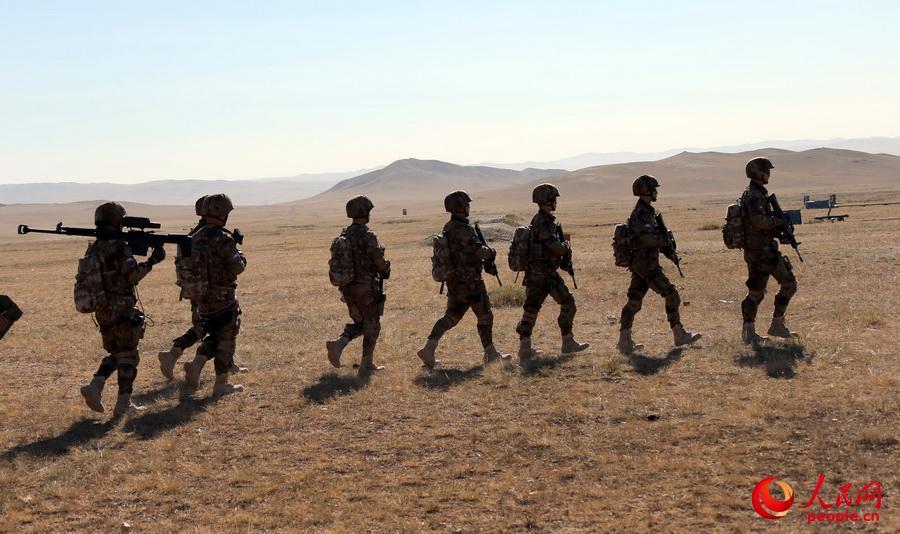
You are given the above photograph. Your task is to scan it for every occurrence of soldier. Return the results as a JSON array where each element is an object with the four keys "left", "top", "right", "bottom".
[
  {"left": 739, "top": 157, "right": 799, "bottom": 343},
  {"left": 79, "top": 202, "right": 166, "bottom": 416},
  {"left": 182, "top": 194, "right": 248, "bottom": 394},
  {"left": 325, "top": 196, "right": 391, "bottom": 375},
  {"left": 515, "top": 184, "right": 589, "bottom": 362},
  {"left": 0, "top": 295, "right": 23, "bottom": 341},
  {"left": 158, "top": 196, "right": 247, "bottom": 379},
  {"left": 417, "top": 191, "right": 510, "bottom": 368},
  {"left": 616, "top": 175, "right": 701, "bottom": 354}
]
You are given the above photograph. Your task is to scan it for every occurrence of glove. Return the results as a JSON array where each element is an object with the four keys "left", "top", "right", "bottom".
[
  {"left": 148, "top": 246, "right": 166, "bottom": 265},
  {"left": 381, "top": 260, "right": 391, "bottom": 280}
]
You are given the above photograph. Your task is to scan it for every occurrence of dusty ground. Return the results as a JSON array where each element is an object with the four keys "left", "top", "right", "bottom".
[{"left": 0, "top": 192, "right": 897, "bottom": 532}]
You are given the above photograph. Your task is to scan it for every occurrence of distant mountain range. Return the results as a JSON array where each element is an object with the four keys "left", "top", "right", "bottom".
[{"left": 480, "top": 136, "right": 900, "bottom": 171}]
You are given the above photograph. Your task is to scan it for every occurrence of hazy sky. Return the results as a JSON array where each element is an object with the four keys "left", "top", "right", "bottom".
[{"left": 1, "top": 1, "right": 898, "bottom": 184}]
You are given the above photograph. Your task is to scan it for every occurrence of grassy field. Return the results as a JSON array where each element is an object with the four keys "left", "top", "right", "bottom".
[{"left": 0, "top": 193, "right": 898, "bottom": 531}]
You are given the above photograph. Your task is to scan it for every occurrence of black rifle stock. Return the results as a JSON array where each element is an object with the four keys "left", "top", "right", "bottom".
[
  {"left": 554, "top": 223, "right": 577, "bottom": 289},
  {"left": 473, "top": 223, "right": 502, "bottom": 287},
  {"left": 767, "top": 194, "right": 804, "bottom": 262},
  {"left": 17, "top": 220, "right": 192, "bottom": 256},
  {"left": 655, "top": 213, "right": 684, "bottom": 278}
]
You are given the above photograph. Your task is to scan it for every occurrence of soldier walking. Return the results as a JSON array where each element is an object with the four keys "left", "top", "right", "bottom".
[
  {"left": 80, "top": 202, "right": 166, "bottom": 416},
  {"left": 158, "top": 196, "right": 247, "bottom": 379},
  {"left": 616, "top": 175, "right": 701, "bottom": 354},
  {"left": 182, "top": 194, "right": 248, "bottom": 394},
  {"left": 739, "top": 157, "right": 800, "bottom": 343},
  {"left": 515, "top": 184, "right": 589, "bottom": 362},
  {"left": 417, "top": 191, "right": 510, "bottom": 368},
  {"left": 326, "top": 196, "right": 391, "bottom": 375}
]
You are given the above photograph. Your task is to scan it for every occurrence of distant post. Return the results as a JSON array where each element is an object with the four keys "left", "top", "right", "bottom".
[{"left": 402, "top": 209, "right": 407, "bottom": 216}]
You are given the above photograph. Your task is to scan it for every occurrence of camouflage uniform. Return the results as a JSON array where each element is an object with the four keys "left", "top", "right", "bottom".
[
  {"left": 336, "top": 223, "right": 390, "bottom": 366},
  {"left": 516, "top": 210, "right": 577, "bottom": 340},
  {"left": 619, "top": 200, "right": 682, "bottom": 330},
  {"left": 87, "top": 239, "right": 154, "bottom": 395},
  {"left": 0, "top": 295, "right": 22, "bottom": 340},
  {"left": 170, "top": 217, "right": 208, "bottom": 353},
  {"left": 427, "top": 214, "right": 496, "bottom": 347},
  {"left": 191, "top": 224, "right": 246, "bottom": 376},
  {"left": 740, "top": 181, "right": 797, "bottom": 322}
]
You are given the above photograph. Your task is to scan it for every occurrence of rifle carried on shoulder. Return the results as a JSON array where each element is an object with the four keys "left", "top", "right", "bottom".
[
  {"left": 655, "top": 213, "right": 684, "bottom": 278},
  {"left": 767, "top": 194, "right": 803, "bottom": 262},
  {"left": 17, "top": 216, "right": 192, "bottom": 256},
  {"left": 554, "top": 223, "right": 578, "bottom": 289},
  {"left": 473, "top": 223, "right": 502, "bottom": 287}
]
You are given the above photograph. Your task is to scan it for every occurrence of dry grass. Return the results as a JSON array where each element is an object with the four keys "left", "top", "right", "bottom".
[{"left": 0, "top": 193, "right": 898, "bottom": 531}]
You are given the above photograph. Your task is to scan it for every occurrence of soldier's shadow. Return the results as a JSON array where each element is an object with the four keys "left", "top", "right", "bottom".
[
  {"left": 302, "top": 372, "right": 370, "bottom": 404},
  {"left": 627, "top": 348, "right": 684, "bottom": 376},
  {"left": 123, "top": 389, "right": 217, "bottom": 439},
  {"left": 735, "top": 341, "right": 811, "bottom": 379},
  {"left": 517, "top": 352, "right": 576, "bottom": 376},
  {"left": 414, "top": 364, "right": 484, "bottom": 389},
  {"left": 0, "top": 382, "right": 182, "bottom": 459}
]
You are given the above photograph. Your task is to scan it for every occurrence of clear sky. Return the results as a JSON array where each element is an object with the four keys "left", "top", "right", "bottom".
[{"left": 1, "top": 0, "right": 898, "bottom": 184}]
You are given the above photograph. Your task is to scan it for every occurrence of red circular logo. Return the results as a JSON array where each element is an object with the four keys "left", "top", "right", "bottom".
[{"left": 752, "top": 477, "right": 795, "bottom": 519}]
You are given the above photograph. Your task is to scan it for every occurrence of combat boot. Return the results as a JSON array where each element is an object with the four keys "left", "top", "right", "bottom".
[
  {"left": 483, "top": 344, "right": 511, "bottom": 364},
  {"left": 213, "top": 373, "right": 244, "bottom": 395},
  {"left": 741, "top": 322, "right": 767, "bottom": 345},
  {"left": 112, "top": 394, "right": 144, "bottom": 417},
  {"left": 228, "top": 363, "right": 249, "bottom": 374},
  {"left": 183, "top": 353, "right": 207, "bottom": 391},
  {"left": 417, "top": 338, "right": 439, "bottom": 368},
  {"left": 561, "top": 333, "right": 589, "bottom": 354},
  {"left": 673, "top": 325, "right": 702, "bottom": 346},
  {"left": 518, "top": 337, "right": 542, "bottom": 363},
  {"left": 767, "top": 316, "right": 799, "bottom": 339},
  {"left": 80, "top": 375, "right": 106, "bottom": 413},
  {"left": 326, "top": 336, "right": 349, "bottom": 368},
  {"left": 157, "top": 346, "right": 183, "bottom": 380},
  {"left": 616, "top": 329, "right": 644, "bottom": 355}
]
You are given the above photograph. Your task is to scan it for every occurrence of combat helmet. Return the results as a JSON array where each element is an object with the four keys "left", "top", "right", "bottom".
[
  {"left": 632, "top": 175, "right": 660, "bottom": 197},
  {"left": 745, "top": 157, "right": 774, "bottom": 180},
  {"left": 443, "top": 190, "right": 472, "bottom": 213},
  {"left": 194, "top": 195, "right": 208, "bottom": 217},
  {"left": 94, "top": 201, "right": 126, "bottom": 227},
  {"left": 203, "top": 193, "right": 234, "bottom": 222},
  {"left": 532, "top": 183, "right": 560, "bottom": 205},
  {"left": 345, "top": 195, "right": 374, "bottom": 219}
]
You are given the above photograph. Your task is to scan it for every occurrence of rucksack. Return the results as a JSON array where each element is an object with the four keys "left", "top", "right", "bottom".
[
  {"left": 722, "top": 200, "right": 746, "bottom": 249},
  {"left": 431, "top": 232, "right": 455, "bottom": 282},
  {"left": 507, "top": 226, "right": 531, "bottom": 272},
  {"left": 175, "top": 240, "right": 208, "bottom": 300},
  {"left": 74, "top": 251, "right": 107, "bottom": 313},
  {"left": 329, "top": 230, "right": 357, "bottom": 287},
  {"left": 612, "top": 224, "right": 633, "bottom": 267}
]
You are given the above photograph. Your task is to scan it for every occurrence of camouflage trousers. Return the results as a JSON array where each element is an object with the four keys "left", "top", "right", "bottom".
[
  {"left": 516, "top": 270, "right": 576, "bottom": 339},
  {"left": 620, "top": 267, "right": 681, "bottom": 330},
  {"left": 94, "top": 305, "right": 145, "bottom": 395},
  {"left": 338, "top": 280, "right": 383, "bottom": 363},
  {"left": 428, "top": 279, "right": 493, "bottom": 347},
  {"left": 172, "top": 303, "right": 205, "bottom": 350},
  {"left": 197, "top": 303, "right": 241, "bottom": 376},
  {"left": 741, "top": 248, "right": 797, "bottom": 322}
]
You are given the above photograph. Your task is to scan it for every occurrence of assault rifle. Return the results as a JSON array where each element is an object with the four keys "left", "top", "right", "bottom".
[
  {"left": 555, "top": 223, "right": 578, "bottom": 289},
  {"left": 655, "top": 213, "right": 684, "bottom": 278},
  {"left": 473, "top": 223, "right": 502, "bottom": 287},
  {"left": 767, "top": 194, "right": 803, "bottom": 262},
  {"left": 17, "top": 216, "right": 192, "bottom": 256}
]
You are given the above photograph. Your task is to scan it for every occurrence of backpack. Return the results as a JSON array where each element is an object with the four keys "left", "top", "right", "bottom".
[
  {"left": 74, "top": 252, "right": 107, "bottom": 313},
  {"left": 722, "top": 200, "right": 746, "bottom": 249},
  {"left": 507, "top": 226, "right": 531, "bottom": 272},
  {"left": 175, "top": 240, "right": 208, "bottom": 300},
  {"left": 329, "top": 229, "right": 357, "bottom": 287},
  {"left": 430, "top": 232, "right": 455, "bottom": 282},
  {"left": 612, "top": 224, "right": 633, "bottom": 267}
]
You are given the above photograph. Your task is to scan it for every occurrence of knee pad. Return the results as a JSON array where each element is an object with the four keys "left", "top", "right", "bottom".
[
  {"left": 362, "top": 320, "right": 381, "bottom": 338},
  {"left": 779, "top": 279, "right": 797, "bottom": 299},
  {"left": 747, "top": 289, "right": 766, "bottom": 304},
  {"left": 476, "top": 312, "right": 493, "bottom": 327},
  {"left": 665, "top": 289, "right": 681, "bottom": 309},
  {"left": 114, "top": 350, "right": 139, "bottom": 367},
  {"left": 624, "top": 298, "right": 643, "bottom": 314}
]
